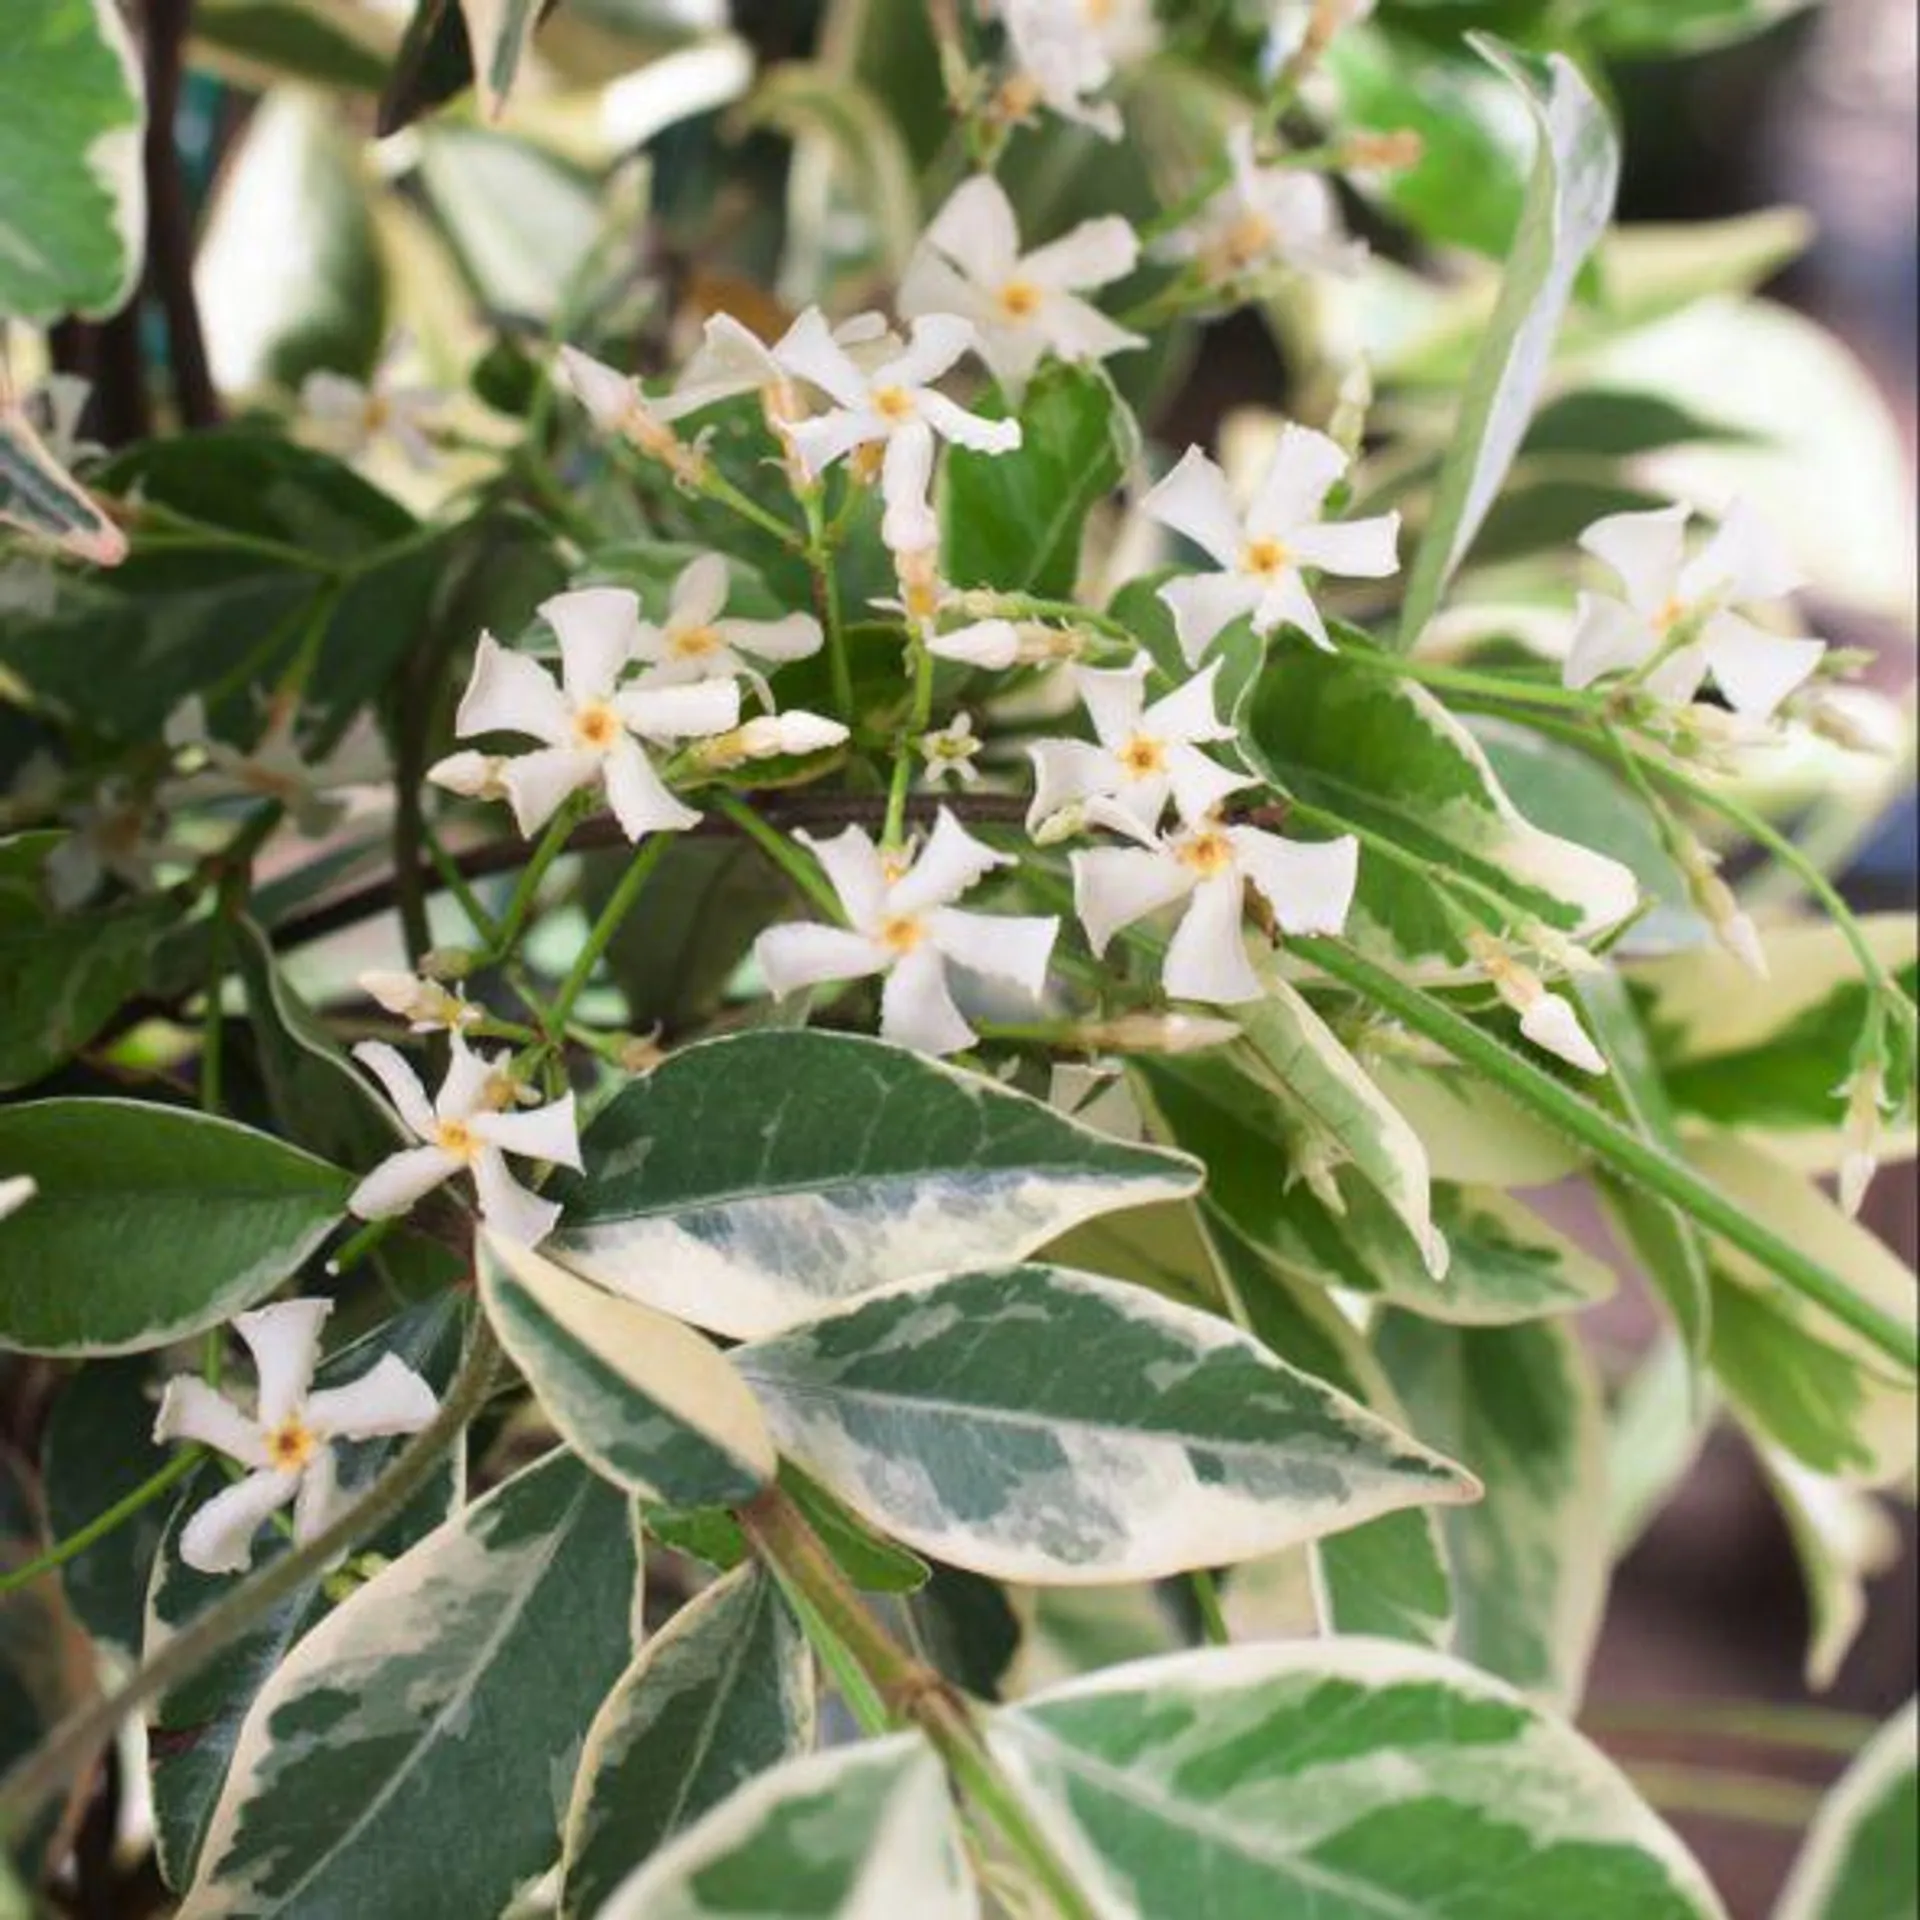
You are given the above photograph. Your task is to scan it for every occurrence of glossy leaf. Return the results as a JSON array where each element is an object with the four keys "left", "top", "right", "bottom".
[
  {"left": 736, "top": 1263, "right": 1476, "bottom": 1585},
  {"left": 1376, "top": 1312, "right": 1608, "bottom": 1711},
  {"left": 0, "top": 1101, "right": 351, "bottom": 1355},
  {"left": 189, "top": 0, "right": 398, "bottom": 91},
  {"left": 1775, "top": 1699, "right": 1917, "bottom": 1920},
  {"left": 1581, "top": 0, "right": 1816, "bottom": 55},
  {"left": 458, "top": 0, "right": 544, "bottom": 118},
  {"left": 561, "top": 1566, "right": 814, "bottom": 1920},
  {"left": 1397, "top": 39, "right": 1619, "bottom": 644},
  {"left": 478, "top": 1232, "right": 776, "bottom": 1506},
  {"left": 549, "top": 1029, "right": 1200, "bottom": 1339},
  {"left": 0, "top": 0, "right": 145, "bottom": 322},
  {"left": 181, "top": 1449, "right": 636, "bottom": 1918},
  {"left": 597, "top": 1734, "right": 975, "bottom": 1920},
  {"left": 989, "top": 1640, "right": 1724, "bottom": 1920}
]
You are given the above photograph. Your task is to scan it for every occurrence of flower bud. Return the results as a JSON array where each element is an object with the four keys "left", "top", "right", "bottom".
[
  {"left": 1838, "top": 1061, "right": 1886, "bottom": 1218},
  {"left": 359, "top": 969, "right": 478, "bottom": 1033},
  {"left": 1676, "top": 840, "right": 1767, "bottom": 979},
  {"left": 428, "top": 750, "right": 511, "bottom": 803},
  {"left": 1799, "top": 685, "right": 1905, "bottom": 757},
  {"left": 693, "top": 710, "right": 849, "bottom": 771}
]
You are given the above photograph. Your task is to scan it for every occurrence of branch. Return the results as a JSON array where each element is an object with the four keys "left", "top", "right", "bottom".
[{"left": 142, "top": 0, "right": 220, "bottom": 429}]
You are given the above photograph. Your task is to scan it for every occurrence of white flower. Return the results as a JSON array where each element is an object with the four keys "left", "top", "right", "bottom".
[
  {"left": 753, "top": 809, "right": 1058, "bottom": 1055},
  {"left": 0, "top": 1176, "right": 34, "bottom": 1222},
  {"left": 442, "top": 588, "right": 739, "bottom": 840},
  {"left": 925, "top": 619, "right": 1024, "bottom": 669},
  {"left": 999, "top": 0, "right": 1159, "bottom": 140},
  {"left": 692, "top": 711, "right": 851, "bottom": 771},
  {"left": 775, "top": 310, "right": 1021, "bottom": 554},
  {"left": 1565, "top": 500, "right": 1825, "bottom": 719},
  {"left": 1028, "top": 656, "right": 1245, "bottom": 836},
  {"left": 1072, "top": 813, "right": 1358, "bottom": 1004},
  {"left": 361, "top": 970, "right": 482, "bottom": 1034},
  {"left": 349, "top": 1034, "right": 581, "bottom": 1246},
  {"left": 152, "top": 1298, "right": 438, "bottom": 1575},
  {"left": 921, "top": 713, "right": 983, "bottom": 788},
  {"left": 301, "top": 342, "right": 440, "bottom": 470},
  {"left": 1142, "top": 429, "right": 1400, "bottom": 662},
  {"left": 1158, "top": 125, "right": 1365, "bottom": 284},
  {"left": 628, "top": 553, "right": 822, "bottom": 702},
  {"left": 43, "top": 785, "right": 181, "bottom": 910},
  {"left": 654, "top": 311, "right": 901, "bottom": 427},
  {"left": 424, "top": 749, "right": 511, "bottom": 803},
  {"left": 901, "top": 176, "right": 1143, "bottom": 394},
  {"left": 163, "top": 695, "right": 372, "bottom": 838}
]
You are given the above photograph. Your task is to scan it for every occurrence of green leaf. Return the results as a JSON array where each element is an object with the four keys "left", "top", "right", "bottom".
[
  {"left": 0, "top": 1101, "right": 350, "bottom": 1355},
  {"left": 989, "top": 1640, "right": 1723, "bottom": 1919},
  {"left": 942, "top": 363, "right": 1130, "bottom": 598},
  {"left": 781, "top": 1464, "right": 930, "bottom": 1596},
  {"left": 561, "top": 1566, "right": 814, "bottom": 1920},
  {"left": 548, "top": 1029, "right": 1200, "bottom": 1339},
  {"left": 1580, "top": 0, "right": 1815, "bottom": 55},
  {"left": 1520, "top": 389, "right": 1756, "bottom": 460},
  {"left": 190, "top": 0, "right": 399, "bottom": 92},
  {"left": 0, "top": 832, "right": 178, "bottom": 1093},
  {"left": 1134, "top": 1052, "right": 1614, "bottom": 1324},
  {"left": 596, "top": 1733, "right": 975, "bottom": 1920},
  {"left": 478, "top": 1232, "right": 776, "bottom": 1506},
  {"left": 1376, "top": 1312, "right": 1608, "bottom": 1711},
  {"left": 1240, "top": 633, "right": 1639, "bottom": 970},
  {"left": 1397, "top": 39, "right": 1619, "bottom": 644},
  {"left": 457, "top": 0, "right": 544, "bottom": 118},
  {"left": 0, "top": 0, "right": 145, "bottom": 322},
  {"left": 41, "top": 1358, "right": 171, "bottom": 1657},
  {"left": 378, "top": 0, "right": 471, "bottom": 134},
  {"left": 1775, "top": 1699, "right": 1917, "bottom": 1920},
  {"left": 182, "top": 1448, "right": 637, "bottom": 1917},
  {"left": 145, "top": 1296, "right": 467, "bottom": 1889},
  {"left": 0, "top": 406, "right": 125, "bottom": 564},
  {"left": 735, "top": 1263, "right": 1475, "bottom": 1585}
]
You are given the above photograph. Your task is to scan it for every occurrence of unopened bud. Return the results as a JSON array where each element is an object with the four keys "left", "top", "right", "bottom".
[
  {"left": 1837, "top": 1061, "right": 1887, "bottom": 1218},
  {"left": 617, "top": 1032, "right": 666, "bottom": 1074},
  {"left": 695, "top": 710, "right": 849, "bottom": 771},
  {"left": 428, "top": 750, "right": 511, "bottom": 803},
  {"left": 1800, "top": 685, "right": 1905, "bottom": 757},
  {"left": 1328, "top": 358, "right": 1373, "bottom": 459},
  {"left": 1469, "top": 930, "right": 1607, "bottom": 1075},
  {"left": 1676, "top": 840, "right": 1768, "bottom": 978},
  {"left": 1031, "top": 802, "right": 1088, "bottom": 847},
  {"left": 420, "top": 947, "right": 476, "bottom": 982},
  {"left": 360, "top": 968, "right": 479, "bottom": 1032}
]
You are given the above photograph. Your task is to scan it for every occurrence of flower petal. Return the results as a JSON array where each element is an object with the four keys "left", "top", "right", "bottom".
[
  {"left": 1229, "top": 827, "right": 1358, "bottom": 935},
  {"left": 771, "top": 306, "right": 871, "bottom": 410},
  {"left": 349, "top": 1144, "right": 463, "bottom": 1222},
  {"left": 1144, "top": 447, "right": 1245, "bottom": 569},
  {"left": 1076, "top": 656, "right": 1148, "bottom": 748},
  {"left": 153, "top": 1377, "right": 268, "bottom": 1468},
  {"left": 670, "top": 552, "right": 732, "bottom": 631},
  {"left": 1071, "top": 843, "right": 1193, "bottom": 955},
  {"left": 718, "top": 611, "right": 822, "bottom": 665},
  {"left": 472, "top": 1147, "right": 561, "bottom": 1247},
  {"left": 797, "top": 823, "right": 888, "bottom": 929},
  {"left": 1162, "top": 872, "right": 1263, "bottom": 1004},
  {"left": 889, "top": 807, "right": 1008, "bottom": 915},
  {"left": 1682, "top": 495, "right": 1803, "bottom": 607},
  {"left": 1519, "top": 993, "right": 1608, "bottom": 1076},
  {"left": 787, "top": 408, "right": 884, "bottom": 478},
  {"left": 560, "top": 346, "right": 639, "bottom": 432},
  {"left": 1165, "top": 744, "right": 1253, "bottom": 826},
  {"left": 1248, "top": 425, "right": 1348, "bottom": 537},
  {"left": 1699, "top": 613, "right": 1825, "bottom": 719},
  {"left": 1158, "top": 570, "right": 1265, "bottom": 663},
  {"left": 616, "top": 677, "right": 740, "bottom": 742},
  {"left": 1563, "top": 592, "right": 1656, "bottom": 691},
  {"left": 1140, "top": 659, "right": 1234, "bottom": 746},
  {"left": 456, "top": 635, "right": 570, "bottom": 746},
  {"left": 653, "top": 314, "right": 779, "bottom": 422},
  {"left": 929, "top": 908, "right": 1057, "bottom": 998},
  {"left": 899, "top": 249, "right": 991, "bottom": 336},
  {"left": 437, "top": 1031, "right": 499, "bottom": 1120},
  {"left": 234, "top": 1298, "right": 331, "bottom": 1430},
  {"left": 503, "top": 747, "right": 603, "bottom": 836},
  {"left": 755, "top": 921, "right": 890, "bottom": 996},
  {"left": 543, "top": 588, "right": 641, "bottom": 704},
  {"left": 291, "top": 1445, "right": 340, "bottom": 1546},
  {"left": 178, "top": 1469, "right": 300, "bottom": 1576},
  {"left": 351, "top": 1040, "right": 437, "bottom": 1139},
  {"left": 883, "top": 313, "right": 978, "bottom": 390},
  {"left": 305, "top": 1354, "right": 440, "bottom": 1442},
  {"left": 1580, "top": 503, "right": 1690, "bottom": 618},
  {"left": 1252, "top": 570, "right": 1330, "bottom": 648},
  {"left": 1034, "top": 290, "right": 1144, "bottom": 366},
  {"left": 1028, "top": 737, "right": 1119, "bottom": 828},
  {"left": 1290, "top": 510, "right": 1401, "bottom": 580},
  {"left": 924, "top": 175, "right": 1021, "bottom": 281},
  {"left": 917, "top": 391, "right": 1021, "bottom": 456},
  {"left": 603, "top": 735, "right": 700, "bottom": 841},
  {"left": 473, "top": 1093, "right": 582, "bottom": 1171},
  {"left": 1024, "top": 215, "right": 1140, "bottom": 291},
  {"left": 880, "top": 420, "right": 939, "bottom": 553},
  {"left": 880, "top": 946, "right": 975, "bottom": 1055},
  {"left": 927, "top": 619, "right": 1021, "bottom": 669}
]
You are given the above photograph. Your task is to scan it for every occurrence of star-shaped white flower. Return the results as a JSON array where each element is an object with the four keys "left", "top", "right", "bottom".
[
  {"left": 152, "top": 1298, "right": 438, "bottom": 1575},
  {"left": 628, "top": 553, "right": 822, "bottom": 702},
  {"left": 301, "top": 341, "right": 440, "bottom": 470},
  {"left": 1000, "top": 0, "right": 1159, "bottom": 141},
  {"left": 0, "top": 1176, "right": 33, "bottom": 1223},
  {"left": 349, "top": 1033, "right": 582, "bottom": 1246},
  {"left": 901, "top": 176, "right": 1143, "bottom": 394},
  {"left": 921, "top": 713, "right": 983, "bottom": 788},
  {"left": 651, "top": 311, "right": 901, "bottom": 427},
  {"left": 1158, "top": 125, "right": 1365, "bottom": 285},
  {"left": 775, "top": 311, "right": 1021, "bottom": 554},
  {"left": 1564, "top": 500, "right": 1825, "bottom": 719},
  {"left": 753, "top": 809, "right": 1058, "bottom": 1055},
  {"left": 163, "top": 694, "right": 377, "bottom": 839},
  {"left": 1072, "top": 810, "right": 1358, "bottom": 1005},
  {"left": 1142, "top": 428, "right": 1400, "bottom": 662},
  {"left": 1028, "top": 656, "right": 1246, "bottom": 836},
  {"left": 441, "top": 588, "right": 739, "bottom": 840}
]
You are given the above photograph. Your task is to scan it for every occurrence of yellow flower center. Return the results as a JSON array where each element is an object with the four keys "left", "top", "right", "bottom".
[
  {"left": 874, "top": 385, "right": 916, "bottom": 423},
  {"left": 1083, "top": 0, "right": 1114, "bottom": 20},
  {"left": 1653, "top": 594, "right": 1688, "bottom": 633},
  {"left": 851, "top": 442, "right": 886, "bottom": 484},
  {"left": 435, "top": 1117, "right": 479, "bottom": 1160},
  {"left": 879, "top": 913, "right": 925, "bottom": 955},
  {"left": 1221, "top": 212, "right": 1276, "bottom": 271},
  {"left": 1176, "top": 828, "right": 1236, "bottom": 877},
  {"left": 363, "top": 392, "right": 391, "bottom": 433},
  {"left": 668, "top": 624, "right": 721, "bottom": 660},
  {"left": 573, "top": 702, "right": 622, "bottom": 749},
  {"left": 998, "top": 279, "right": 1043, "bottom": 320},
  {"left": 265, "top": 1417, "right": 318, "bottom": 1472},
  {"left": 1117, "top": 733, "right": 1167, "bottom": 780},
  {"left": 1242, "top": 536, "right": 1291, "bottom": 578}
]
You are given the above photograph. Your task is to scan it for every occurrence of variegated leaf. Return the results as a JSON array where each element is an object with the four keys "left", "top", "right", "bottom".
[
  {"left": 1376, "top": 1312, "right": 1608, "bottom": 1711},
  {"left": 1776, "top": 1699, "right": 1916, "bottom": 1920},
  {"left": 457, "top": 0, "right": 542, "bottom": 119},
  {"left": 0, "top": 406, "right": 125, "bottom": 564},
  {"left": 562, "top": 1566, "right": 814, "bottom": 1920},
  {"left": 989, "top": 1640, "right": 1724, "bottom": 1920},
  {"left": 479, "top": 1232, "right": 775, "bottom": 1505},
  {"left": 180, "top": 1450, "right": 636, "bottom": 1919},
  {"left": 549, "top": 1030, "right": 1200, "bottom": 1339},
  {"left": 597, "top": 1734, "right": 976, "bottom": 1920},
  {"left": 735, "top": 1264, "right": 1476, "bottom": 1586}
]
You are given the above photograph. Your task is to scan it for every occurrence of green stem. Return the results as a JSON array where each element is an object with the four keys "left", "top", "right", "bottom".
[
  {"left": 550, "top": 834, "right": 670, "bottom": 1031},
  {"left": 0, "top": 1319, "right": 499, "bottom": 1845},
  {"left": 0, "top": 1451, "right": 201, "bottom": 1598},
  {"left": 485, "top": 803, "right": 581, "bottom": 961},
  {"left": 1620, "top": 1761, "right": 1823, "bottom": 1831},
  {"left": 1340, "top": 648, "right": 1600, "bottom": 714},
  {"left": 424, "top": 822, "right": 501, "bottom": 946},
  {"left": 700, "top": 467, "right": 808, "bottom": 553},
  {"left": 1297, "top": 937, "right": 1918, "bottom": 1372},
  {"left": 199, "top": 920, "right": 228, "bottom": 1115},
  {"left": 712, "top": 793, "right": 845, "bottom": 920},
  {"left": 1585, "top": 1698, "right": 1876, "bottom": 1758},
  {"left": 883, "top": 636, "right": 937, "bottom": 851},
  {"left": 756, "top": 1557, "right": 892, "bottom": 1737},
  {"left": 804, "top": 491, "right": 854, "bottom": 724},
  {"left": 1188, "top": 1569, "right": 1231, "bottom": 1647}
]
